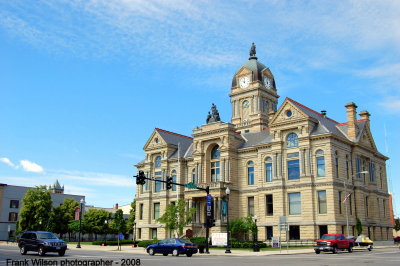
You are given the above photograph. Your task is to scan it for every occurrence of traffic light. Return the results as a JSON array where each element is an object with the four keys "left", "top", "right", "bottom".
[
  {"left": 166, "top": 176, "right": 173, "bottom": 190},
  {"left": 206, "top": 218, "right": 216, "bottom": 228},
  {"left": 136, "top": 171, "right": 146, "bottom": 185}
]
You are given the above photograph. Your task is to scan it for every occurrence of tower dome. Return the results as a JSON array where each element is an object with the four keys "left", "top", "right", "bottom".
[{"left": 231, "top": 43, "right": 276, "bottom": 90}]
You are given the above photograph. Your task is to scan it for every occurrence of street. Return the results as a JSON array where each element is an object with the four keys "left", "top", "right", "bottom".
[{"left": 1, "top": 245, "right": 400, "bottom": 266}]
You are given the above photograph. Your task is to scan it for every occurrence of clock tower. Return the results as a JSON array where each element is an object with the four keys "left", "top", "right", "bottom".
[{"left": 229, "top": 43, "right": 279, "bottom": 133}]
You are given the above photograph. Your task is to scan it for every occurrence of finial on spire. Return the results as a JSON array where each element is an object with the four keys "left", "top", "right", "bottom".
[{"left": 249, "top": 42, "right": 257, "bottom": 59}]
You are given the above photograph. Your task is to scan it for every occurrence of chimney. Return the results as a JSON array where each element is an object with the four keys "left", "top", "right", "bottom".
[
  {"left": 321, "top": 110, "right": 327, "bottom": 117},
  {"left": 359, "top": 110, "right": 371, "bottom": 123},
  {"left": 345, "top": 102, "right": 358, "bottom": 139},
  {"left": 115, "top": 203, "right": 119, "bottom": 209}
]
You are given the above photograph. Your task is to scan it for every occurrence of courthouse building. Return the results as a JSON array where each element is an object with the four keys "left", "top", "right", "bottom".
[{"left": 134, "top": 46, "right": 392, "bottom": 241}]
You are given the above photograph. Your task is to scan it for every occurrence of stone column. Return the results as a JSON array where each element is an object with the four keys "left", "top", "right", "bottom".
[
  {"left": 199, "top": 163, "right": 202, "bottom": 183},
  {"left": 300, "top": 149, "right": 305, "bottom": 177},
  {"left": 308, "top": 149, "right": 313, "bottom": 176},
  {"left": 222, "top": 159, "right": 225, "bottom": 182},
  {"left": 274, "top": 153, "right": 278, "bottom": 178},
  {"left": 277, "top": 153, "right": 282, "bottom": 178}
]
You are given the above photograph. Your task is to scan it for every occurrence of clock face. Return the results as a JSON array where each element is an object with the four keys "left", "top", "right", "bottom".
[
  {"left": 264, "top": 77, "right": 271, "bottom": 89},
  {"left": 239, "top": 76, "right": 250, "bottom": 88}
]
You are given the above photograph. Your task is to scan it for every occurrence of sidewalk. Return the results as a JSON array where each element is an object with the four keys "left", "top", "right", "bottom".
[{"left": 2, "top": 241, "right": 398, "bottom": 257}]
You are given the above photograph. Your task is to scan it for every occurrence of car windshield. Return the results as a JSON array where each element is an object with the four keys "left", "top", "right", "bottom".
[
  {"left": 320, "top": 235, "right": 337, "bottom": 240},
  {"left": 37, "top": 233, "right": 58, "bottom": 239},
  {"left": 178, "top": 238, "right": 192, "bottom": 243}
]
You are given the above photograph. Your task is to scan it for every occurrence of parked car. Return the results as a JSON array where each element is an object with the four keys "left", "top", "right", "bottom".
[
  {"left": 17, "top": 231, "right": 67, "bottom": 256},
  {"left": 313, "top": 234, "right": 354, "bottom": 254},
  {"left": 394, "top": 236, "right": 400, "bottom": 243},
  {"left": 146, "top": 238, "right": 198, "bottom": 257}
]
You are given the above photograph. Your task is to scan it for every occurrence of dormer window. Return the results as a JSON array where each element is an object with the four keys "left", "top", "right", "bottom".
[
  {"left": 286, "top": 133, "right": 299, "bottom": 148},
  {"left": 155, "top": 138, "right": 159, "bottom": 143}
]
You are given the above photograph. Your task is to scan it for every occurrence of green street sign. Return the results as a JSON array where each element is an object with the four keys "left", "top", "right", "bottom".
[{"left": 184, "top": 182, "right": 197, "bottom": 189}]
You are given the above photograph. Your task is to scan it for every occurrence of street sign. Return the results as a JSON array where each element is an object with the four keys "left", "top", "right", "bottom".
[
  {"left": 206, "top": 195, "right": 213, "bottom": 218},
  {"left": 211, "top": 233, "right": 227, "bottom": 246},
  {"left": 119, "top": 233, "right": 124, "bottom": 240},
  {"left": 184, "top": 182, "right": 197, "bottom": 189},
  {"left": 279, "top": 223, "right": 289, "bottom": 231}
]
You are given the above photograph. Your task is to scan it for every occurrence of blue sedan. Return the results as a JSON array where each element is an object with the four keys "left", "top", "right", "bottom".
[{"left": 146, "top": 238, "right": 198, "bottom": 257}]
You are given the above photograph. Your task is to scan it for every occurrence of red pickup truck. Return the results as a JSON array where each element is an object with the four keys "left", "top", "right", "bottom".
[{"left": 314, "top": 234, "right": 354, "bottom": 254}]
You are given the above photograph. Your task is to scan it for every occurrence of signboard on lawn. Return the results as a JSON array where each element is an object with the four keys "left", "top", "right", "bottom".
[
  {"left": 211, "top": 233, "right": 227, "bottom": 246},
  {"left": 272, "top": 237, "right": 280, "bottom": 248}
]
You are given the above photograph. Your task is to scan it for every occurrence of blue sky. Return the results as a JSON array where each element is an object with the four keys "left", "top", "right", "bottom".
[{"left": 0, "top": 0, "right": 399, "bottom": 215}]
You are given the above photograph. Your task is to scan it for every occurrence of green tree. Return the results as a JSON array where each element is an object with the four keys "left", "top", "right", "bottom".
[
  {"left": 126, "top": 199, "right": 136, "bottom": 236},
  {"left": 84, "top": 209, "right": 111, "bottom": 240},
  {"left": 16, "top": 186, "right": 53, "bottom": 233},
  {"left": 229, "top": 216, "right": 257, "bottom": 241},
  {"left": 156, "top": 199, "right": 196, "bottom": 237},
  {"left": 394, "top": 218, "right": 400, "bottom": 232},
  {"left": 110, "top": 209, "right": 127, "bottom": 250},
  {"left": 48, "top": 198, "right": 79, "bottom": 239},
  {"left": 356, "top": 217, "right": 363, "bottom": 235}
]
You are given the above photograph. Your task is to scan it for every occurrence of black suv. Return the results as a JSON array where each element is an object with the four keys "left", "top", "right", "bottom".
[{"left": 18, "top": 231, "right": 67, "bottom": 256}]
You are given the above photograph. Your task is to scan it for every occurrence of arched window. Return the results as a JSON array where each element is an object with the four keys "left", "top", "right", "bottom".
[
  {"left": 264, "top": 100, "right": 269, "bottom": 112},
  {"left": 155, "top": 156, "right": 161, "bottom": 168},
  {"left": 316, "top": 150, "right": 325, "bottom": 177},
  {"left": 247, "top": 161, "right": 254, "bottom": 185},
  {"left": 265, "top": 157, "right": 273, "bottom": 182},
  {"left": 210, "top": 145, "right": 220, "bottom": 182},
  {"left": 286, "top": 133, "right": 298, "bottom": 148},
  {"left": 171, "top": 170, "right": 177, "bottom": 191},
  {"left": 242, "top": 100, "right": 250, "bottom": 120},
  {"left": 192, "top": 168, "right": 197, "bottom": 184}
]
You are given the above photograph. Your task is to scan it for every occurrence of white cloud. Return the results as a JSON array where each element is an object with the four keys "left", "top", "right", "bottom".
[
  {"left": 0, "top": 157, "right": 19, "bottom": 169},
  {"left": 20, "top": 160, "right": 44, "bottom": 173},
  {"left": 379, "top": 97, "right": 400, "bottom": 113}
]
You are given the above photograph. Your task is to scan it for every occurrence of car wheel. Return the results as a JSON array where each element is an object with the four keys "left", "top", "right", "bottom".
[
  {"left": 58, "top": 250, "right": 65, "bottom": 256},
  {"left": 148, "top": 248, "right": 155, "bottom": 256},
  {"left": 163, "top": 253, "right": 168, "bottom": 256},
  {"left": 186, "top": 253, "right": 193, "bottom": 257},
  {"left": 20, "top": 246, "right": 27, "bottom": 255},
  {"left": 348, "top": 245, "right": 353, "bottom": 253},
  {"left": 315, "top": 250, "right": 320, "bottom": 254},
  {"left": 38, "top": 246, "right": 46, "bottom": 256},
  {"left": 172, "top": 249, "right": 179, "bottom": 256},
  {"left": 332, "top": 245, "right": 337, "bottom": 254},
  {"left": 368, "top": 246, "right": 372, "bottom": 251}
]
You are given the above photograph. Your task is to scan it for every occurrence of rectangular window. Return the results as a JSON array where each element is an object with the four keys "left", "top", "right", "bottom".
[
  {"left": 8, "top": 212, "right": 18, "bottom": 222},
  {"left": 316, "top": 157, "right": 325, "bottom": 177},
  {"left": 266, "top": 226, "right": 273, "bottom": 240},
  {"left": 380, "top": 167, "right": 383, "bottom": 188},
  {"left": 288, "top": 192, "right": 301, "bottom": 215},
  {"left": 248, "top": 197, "right": 254, "bottom": 217},
  {"left": 365, "top": 196, "right": 369, "bottom": 217},
  {"left": 153, "top": 203, "right": 160, "bottom": 220},
  {"left": 139, "top": 203, "right": 143, "bottom": 220},
  {"left": 369, "top": 162, "right": 375, "bottom": 183},
  {"left": 319, "top": 225, "right": 328, "bottom": 238},
  {"left": 266, "top": 195, "right": 273, "bottom": 216},
  {"left": 155, "top": 177, "right": 162, "bottom": 192},
  {"left": 383, "top": 200, "right": 386, "bottom": 217},
  {"left": 346, "top": 158, "right": 350, "bottom": 179},
  {"left": 172, "top": 175, "right": 177, "bottom": 191},
  {"left": 138, "top": 228, "right": 142, "bottom": 239},
  {"left": 10, "top": 200, "right": 19, "bottom": 208},
  {"left": 335, "top": 157, "right": 339, "bottom": 178},
  {"left": 248, "top": 166, "right": 254, "bottom": 185},
  {"left": 287, "top": 160, "right": 300, "bottom": 180},
  {"left": 287, "top": 152, "right": 299, "bottom": 158},
  {"left": 266, "top": 162, "right": 272, "bottom": 182},
  {"left": 211, "top": 162, "right": 220, "bottom": 182},
  {"left": 318, "top": 191, "right": 327, "bottom": 214},
  {"left": 289, "top": 225, "right": 300, "bottom": 240},
  {"left": 151, "top": 228, "right": 157, "bottom": 239},
  {"left": 338, "top": 191, "right": 342, "bottom": 214},
  {"left": 356, "top": 157, "right": 361, "bottom": 179}
]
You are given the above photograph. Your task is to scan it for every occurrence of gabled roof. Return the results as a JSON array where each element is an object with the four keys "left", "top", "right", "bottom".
[
  {"left": 237, "top": 130, "right": 273, "bottom": 149},
  {"left": 154, "top": 128, "right": 193, "bottom": 159}
]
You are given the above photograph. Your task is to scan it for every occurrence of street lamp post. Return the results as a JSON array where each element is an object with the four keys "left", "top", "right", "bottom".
[
  {"left": 225, "top": 187, "right": 231, "bottom": 253},
  {"left": 253, "top": 215, "right": 259, "bottom": 252},
  {"left": 76, "top": 198, "right": 85, "bottom": 248},
  {"left": 344, "top": 171, "right": 368, "bottom": 237}
]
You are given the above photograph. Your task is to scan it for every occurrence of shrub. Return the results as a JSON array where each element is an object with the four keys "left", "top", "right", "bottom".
[
  {"left": 190, "top": 237, "right": 206, "bottom": 245},
  {"left": 137, "top": 239, "right": 158, "bottom": 247}
]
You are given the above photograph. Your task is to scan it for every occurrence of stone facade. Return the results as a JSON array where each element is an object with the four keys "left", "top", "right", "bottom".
[{"left": 134, "top": 50, "right": 391, "bottom": 242}]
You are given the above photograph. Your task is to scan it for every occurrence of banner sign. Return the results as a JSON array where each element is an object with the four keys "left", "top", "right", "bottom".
[
  {"left": 221, "top": 199, "right": 227, "bottom": 216},
  {"left": 75, "top": 208, "right": 80, "bottom": 220},
  {"left": 211, "top": 233, "right": 227, "bottom": 246}
]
